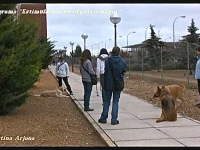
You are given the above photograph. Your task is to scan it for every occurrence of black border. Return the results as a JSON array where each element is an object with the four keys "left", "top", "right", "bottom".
[{"left": 1, "top": 1, "right": 198, "bottom": 4}]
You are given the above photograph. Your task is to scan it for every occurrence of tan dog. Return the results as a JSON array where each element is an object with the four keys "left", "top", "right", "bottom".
[
  {"left": 34, "top": 87, "right": 69, "bottom": 98},
  {"left": 153, "top": 84, "right": 186, "bottom": 106},
  {"left": 156, "top": 88, "right": 177, "bottom": 123}
]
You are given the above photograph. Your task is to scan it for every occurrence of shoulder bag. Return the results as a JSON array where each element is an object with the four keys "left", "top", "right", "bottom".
[{"left": 81, "top": 63, "right": 97, "bottom": 85}]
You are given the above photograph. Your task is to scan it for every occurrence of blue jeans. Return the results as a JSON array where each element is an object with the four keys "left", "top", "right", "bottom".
[
  {"left": 100, "top": 74, "right": 105, "bottom": 103},
  {"left": 82, "top": 81, "right": 93, "bottom": 109},
  {"left": 100, "top": 90, "right": 121, "bottom": 123}
]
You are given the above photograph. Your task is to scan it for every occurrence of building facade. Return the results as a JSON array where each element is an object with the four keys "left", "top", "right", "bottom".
[{"left": 16, "top": 3, "right": 47, "bottom": 38}]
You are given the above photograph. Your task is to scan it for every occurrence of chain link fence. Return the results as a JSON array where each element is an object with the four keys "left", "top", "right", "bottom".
[{"left": 121, "top": 42, "right": 198, "bottom": 89}]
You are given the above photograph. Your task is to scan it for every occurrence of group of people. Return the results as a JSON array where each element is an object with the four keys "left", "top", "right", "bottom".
[
  {"left": 55, "top": 46, "right": 127, "bottom": 125},
  {"left": 79, "top": 46, "right": 127, "bottom": 125},
  {"left": 54, "top": 45, "right": 200, "bottom": 125}
]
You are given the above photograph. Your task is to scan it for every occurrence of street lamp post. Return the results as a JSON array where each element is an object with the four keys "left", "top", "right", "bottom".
[
  {"left": 98, "top": 41, "right": 103, "bottom": 55},
  {"left": 118, "top": 36, "right": 124, "bottom": 48},
  {"left": 110, "top": 13, "right": 121, "bottom": 46},
  {"left": 70, "top": 42, "right": 74, "bottom": 72},
  {"left": 127, "top": 31, "right": 136, "bottom": 78},
  {"left": 63, "top": 46, "right": 67, "bottom": 60},
  {"left": 172, "top": 16, "right": 186, "bottom": 63},
  {"left": 105, "top": 39, "right": 112, "bottom": 49},
  {"left": 91, "top": 44, "right": 97, "bottom": 56},
  {"left": 81, "top": 33, "right": 88, "bottom": 50}
]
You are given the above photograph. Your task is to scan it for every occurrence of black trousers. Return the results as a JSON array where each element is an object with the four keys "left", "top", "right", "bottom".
[
  {"left": 57, "top": 76, "right": 73, "bottom": 94},
  {"left": 197, "top": 79, "right": 200, "bottom": 95}
]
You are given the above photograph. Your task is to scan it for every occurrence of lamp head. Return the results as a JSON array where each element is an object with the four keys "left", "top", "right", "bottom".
[
  {"left": 70, "top": 42, "right": 74, "bottom": 46},
  {"left": 181, "top": 16, "right": 186, "bottom": 18},
  {"left": 110, "top": 13, "right": 121, "bottom": 24},
  {"left": 81, "top": 33, "right": 88, "bottom": 39}
]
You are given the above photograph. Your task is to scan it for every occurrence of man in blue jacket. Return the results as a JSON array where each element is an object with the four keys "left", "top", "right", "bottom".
[{"left": 98, "top": 46, "right": 127, "bottom": 125}]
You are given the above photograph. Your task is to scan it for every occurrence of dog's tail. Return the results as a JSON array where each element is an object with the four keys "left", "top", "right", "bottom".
[{"left": 179, "top": 84, "right": 186, "bottom": 91}]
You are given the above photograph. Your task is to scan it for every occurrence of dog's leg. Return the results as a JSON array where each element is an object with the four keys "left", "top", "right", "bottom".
[
  {"left": 176, "top": 97, "right": 185, "bottom": 108},
  {"left": 154, "top": 99, "right": 160, "bottom": 107},
  {"left": 175, "top": 112, "right": 177, "bottom": 121},
  {"left": 156, "top": 111, "right": 166, "bottom": 123},
  {"left": 60, "top": 94, "right": 68, "bottom": 98},
  {"left": 155, "top": 100, "right": 160, "bottom": 107},
  {"left": 56, "top": 89, "right": 64, "bottom": 97}
]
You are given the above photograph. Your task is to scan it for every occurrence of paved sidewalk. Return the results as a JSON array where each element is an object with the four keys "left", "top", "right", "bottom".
[{"left": 49, "top": 65, "right": 200, "bottom": 147}]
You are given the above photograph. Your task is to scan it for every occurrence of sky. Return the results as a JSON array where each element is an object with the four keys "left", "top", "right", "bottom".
[{"left": 46, "top": 3, "right": 200, "bottom": 56}]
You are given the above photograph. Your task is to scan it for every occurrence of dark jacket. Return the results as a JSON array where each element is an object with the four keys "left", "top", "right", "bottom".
[{"left": 104, "top": 55, "right": 127, "bottom": 91}]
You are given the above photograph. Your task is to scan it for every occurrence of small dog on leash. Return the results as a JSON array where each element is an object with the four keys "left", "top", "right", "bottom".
[
  {"left": 156, "top": 87, "right": 177, "bottom": 123},
  {"left": 34, "top": 87, "right": 69, "bottom": 98},
  {"left": 153, "top": 84, "right": 186, "bottom": 107}
]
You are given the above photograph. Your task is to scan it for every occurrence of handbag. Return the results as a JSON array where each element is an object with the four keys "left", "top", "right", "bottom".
[
  {"left": 81, "top": 64, "right": 97, "bottom": 85},
  {"left": 108, "top": 61, "right": 124, "bottom": 91},
  {"left": 114, "top": 80, "right": 124, "bottom": 91}
]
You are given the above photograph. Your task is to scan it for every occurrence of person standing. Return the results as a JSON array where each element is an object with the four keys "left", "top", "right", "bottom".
[
  {"left": 55, "top": 56, "right": 73, "bottom": 95},
  {"left": 195, "top": 47, "right": 200, "bottom": 107},
  {"left": 96, "top": 48, "right": 109, "bottom": 104},
  {"left": 80, "top": 49, "right": 96, "bottom": 111},
  {"left": 98, "top": 46, "right": 127, "bottom": 125}
]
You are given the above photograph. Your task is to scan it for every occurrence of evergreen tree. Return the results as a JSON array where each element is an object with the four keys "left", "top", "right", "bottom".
[
  {"left": 181, "top": 18, "right": 200, "bottom": 73},
  {"left": 39, "top": 36, "right": 56, "bottom": 69},
  {"left": 144, "top": 24, "right": 166, "bottom": 71},
  {"left": 0, "top": 4, "right": 16, "bottom": 21},
  {"left": 0, "top": 15, "right": 46, "bottom": 115},
  {"left": 182, "top": 18, "right": 200, "bottom": 43},
  {"left": 73, "top": 44, "right": 82, "bottom": 57}
]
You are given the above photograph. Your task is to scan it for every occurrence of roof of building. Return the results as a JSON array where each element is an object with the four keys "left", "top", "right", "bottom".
[{"left": 122, "top": 41, "right": 182, "bottom": 49}]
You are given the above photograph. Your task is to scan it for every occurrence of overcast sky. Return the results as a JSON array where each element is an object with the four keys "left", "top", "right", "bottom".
[{"left": 46, "top": 3, "right": 200, "bottom": 55}]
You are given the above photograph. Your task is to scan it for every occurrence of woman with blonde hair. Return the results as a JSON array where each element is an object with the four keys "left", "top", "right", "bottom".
[{"left": 80, "top": 49, "right": 96, "bottom": 111}]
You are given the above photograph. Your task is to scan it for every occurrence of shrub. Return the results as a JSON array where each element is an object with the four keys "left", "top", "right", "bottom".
[
  {"left": 130, "top": 63, "right": 152, "bottom": 71},
  {"left": 0, "top": 16, "right": 46, "bottom": 115}
]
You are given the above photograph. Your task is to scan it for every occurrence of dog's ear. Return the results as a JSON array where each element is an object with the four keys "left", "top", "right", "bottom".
[
  {"left": 161, "top": 86, "right": 165, "bottom": 89},
  {"left": 157, "top": 86, "right": 161, "bottom": 91}
]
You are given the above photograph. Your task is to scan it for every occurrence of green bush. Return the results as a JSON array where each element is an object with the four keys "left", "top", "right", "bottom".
[
  {"left": 130, "top": 63, "right": 152, "bottom": 71},
  {"left": 163, "top": 61, "right": 176, "bottom": 70},
  {"left": 0, "top": 16, "right": 46, "bottom": 115},
  {"left": 39, "top": 37, "right": 55, "bottom": 69}
]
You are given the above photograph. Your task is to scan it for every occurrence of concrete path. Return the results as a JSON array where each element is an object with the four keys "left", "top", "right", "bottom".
[{"left": 48, "top": 65, "right": 200, "bottom": 147}]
